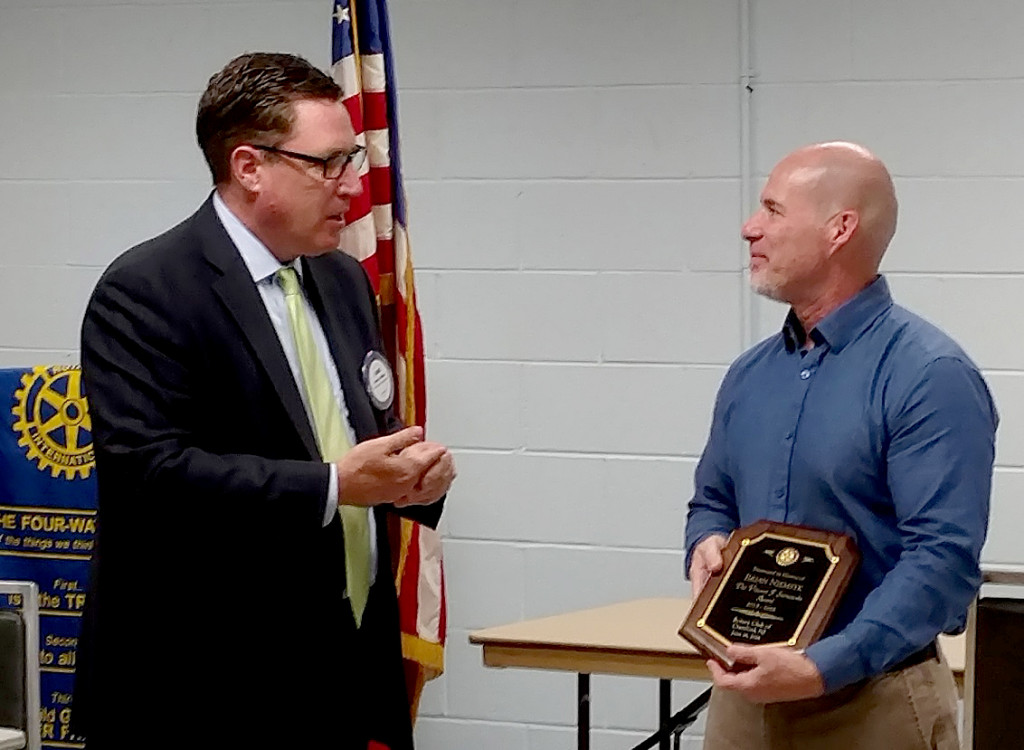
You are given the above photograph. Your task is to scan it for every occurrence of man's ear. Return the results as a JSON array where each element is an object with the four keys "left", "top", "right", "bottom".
[
  {"left": 229, "top": 145, "right": 262, "bottom": 193},
  {"left": 826, "top": 210, "right": 859, "bottom": 254}
]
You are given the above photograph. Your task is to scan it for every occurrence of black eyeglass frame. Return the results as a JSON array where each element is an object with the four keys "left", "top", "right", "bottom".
[{"left": 252, "top": 144, "right": 366, "bottom": 179}]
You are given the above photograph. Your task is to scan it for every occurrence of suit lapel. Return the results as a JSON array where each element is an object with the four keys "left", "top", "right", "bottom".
[
  {"left": 195, "top": 199, "right": 321, "bottom": 459},
  {"left": 301, "top": 257, "right": 379, "bottom": 441}
]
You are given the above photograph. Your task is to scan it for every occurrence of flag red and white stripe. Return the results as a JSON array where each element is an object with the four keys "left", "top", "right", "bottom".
[{"left": 332, "top": 0, "right": 445, "bottom": 715}]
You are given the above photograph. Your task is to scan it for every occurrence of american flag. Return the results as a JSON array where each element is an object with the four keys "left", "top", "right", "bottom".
[{"left": 331, "top": 0, "right": 446, "bottom": 715}]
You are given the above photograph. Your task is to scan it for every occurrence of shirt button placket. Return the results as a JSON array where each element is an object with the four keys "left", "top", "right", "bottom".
[{"left": 773, "top": 365, "right": 814, "bottom": 517}]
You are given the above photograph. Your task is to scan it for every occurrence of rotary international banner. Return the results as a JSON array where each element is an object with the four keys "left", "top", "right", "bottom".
[{"left": 0, "top": 365, "right": 95, "bottom": 748}]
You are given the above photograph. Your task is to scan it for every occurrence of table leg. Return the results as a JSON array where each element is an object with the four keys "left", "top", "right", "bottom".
[
  {"left": 628, "top": 686, "right": 712, "bottom": 750},
  {"left": 578, "top": 672, "right": 590, "bottom": 750},
  {"left": 659, "top": 679, "right": 671, "bottom": 750}
]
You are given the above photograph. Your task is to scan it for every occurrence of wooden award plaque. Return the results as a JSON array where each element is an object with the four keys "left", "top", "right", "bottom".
[{"left": 679, "top": 521, "right": 859, "bottom": 669}]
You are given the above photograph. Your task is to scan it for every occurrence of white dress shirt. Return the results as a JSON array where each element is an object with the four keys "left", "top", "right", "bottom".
[{"left": 212, "top": 191, "right": 377, "bottom": 584}]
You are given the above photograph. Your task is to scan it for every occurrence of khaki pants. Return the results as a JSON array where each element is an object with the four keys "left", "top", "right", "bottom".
[{"left": 703, "top": 654, "right": 960, "bottom": 750}]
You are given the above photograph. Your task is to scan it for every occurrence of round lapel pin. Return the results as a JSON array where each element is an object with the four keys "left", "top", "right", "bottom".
[{"left": 361, "top": 351, "right": 395, "bottom": 411}]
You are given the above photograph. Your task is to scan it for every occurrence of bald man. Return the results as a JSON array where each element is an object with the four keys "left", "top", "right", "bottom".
[{"left": 685, "top": 142, "right": 997, "bottom": 749}]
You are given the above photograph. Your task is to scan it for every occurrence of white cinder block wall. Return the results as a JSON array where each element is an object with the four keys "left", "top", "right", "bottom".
[{"left": 1, "top": 1, "right": 1021, "bottom": 748}]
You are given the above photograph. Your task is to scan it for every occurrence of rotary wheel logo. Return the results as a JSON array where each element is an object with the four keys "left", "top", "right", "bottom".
[{"left": 12, "top": 366, "right": 94, "bottom": 480}]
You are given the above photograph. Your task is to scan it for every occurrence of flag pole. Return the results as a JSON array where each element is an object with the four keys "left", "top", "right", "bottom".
[{"left": 349, "top": 0, "right": 364, "bottom": 95}]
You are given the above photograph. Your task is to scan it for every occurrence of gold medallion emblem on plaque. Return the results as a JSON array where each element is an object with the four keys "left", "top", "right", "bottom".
[{"left": 775, "top": 547, "right": 800, "bottom": 566}]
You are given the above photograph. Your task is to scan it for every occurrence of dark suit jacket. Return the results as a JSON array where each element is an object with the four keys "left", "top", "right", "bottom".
[{"left": 73, "top": 196, "right": 440, "bottom": 749}]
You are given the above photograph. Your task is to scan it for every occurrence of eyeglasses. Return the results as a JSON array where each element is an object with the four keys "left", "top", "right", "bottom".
[{"left": 253, "top": 144, "right": 366, "bottom": 180}]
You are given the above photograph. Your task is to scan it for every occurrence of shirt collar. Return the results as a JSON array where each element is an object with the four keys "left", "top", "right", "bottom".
[
  {"left": 782, "top": 275, "right": 893, "bottom": 354},
  {"left": 212, "top": 190, "right": 297, "bottom": 284}
]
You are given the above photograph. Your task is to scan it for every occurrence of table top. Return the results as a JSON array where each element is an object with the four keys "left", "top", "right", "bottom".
[
  {"left": 983, "top": 564, "right": 1024, "bottom": 585},
  {"left": 470, "top": 597, "right": 965, "bottom": 682}
]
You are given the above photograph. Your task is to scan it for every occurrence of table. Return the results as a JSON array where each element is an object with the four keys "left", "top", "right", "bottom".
[{"left": 470, "top": 598, "right": 965, "bottom": 750}]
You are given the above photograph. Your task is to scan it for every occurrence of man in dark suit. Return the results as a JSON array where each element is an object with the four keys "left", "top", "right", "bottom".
[{"left": 72, "top": 53, "right": 455, "bottom": 750}]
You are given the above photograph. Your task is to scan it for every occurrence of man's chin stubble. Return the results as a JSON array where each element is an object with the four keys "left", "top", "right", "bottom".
[{"left": 750, "top": 278, "right": 785, "bottom": 303}]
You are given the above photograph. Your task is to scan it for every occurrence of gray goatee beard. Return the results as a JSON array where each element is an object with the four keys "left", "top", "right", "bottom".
[{"left": 750, "top": 275, "right": 786, "bottom": 303}]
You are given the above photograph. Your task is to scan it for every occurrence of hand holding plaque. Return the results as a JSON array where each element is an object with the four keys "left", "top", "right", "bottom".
[{"left": 680, "top": 521, "right": 859, "bottom": 670}]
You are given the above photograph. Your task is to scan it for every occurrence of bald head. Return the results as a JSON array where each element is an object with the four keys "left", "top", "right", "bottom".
[
  {"left": 743, "top": 142, "right": 899, "bottom": 329},
  {"left": 776, "top": 141, "right": 898, "bottom": 267}
]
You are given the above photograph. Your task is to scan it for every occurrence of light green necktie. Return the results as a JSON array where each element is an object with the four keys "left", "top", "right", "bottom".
[{"left": 277, "top": 266, "right": 371, "bottom": 627}]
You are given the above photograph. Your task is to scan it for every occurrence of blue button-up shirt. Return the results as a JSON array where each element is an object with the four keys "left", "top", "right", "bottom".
[{"left": 685, "top": 276, "right": 997, "bottom": 692}]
